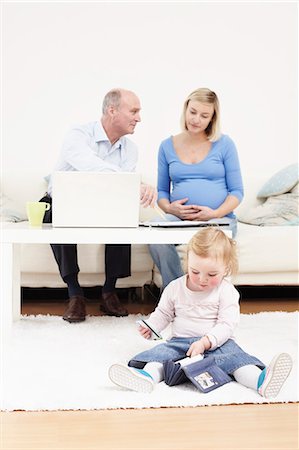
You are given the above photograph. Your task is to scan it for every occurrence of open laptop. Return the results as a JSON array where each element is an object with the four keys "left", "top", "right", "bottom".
[{"left": 52, "top": 171, "right": 141, "bottom": 227}]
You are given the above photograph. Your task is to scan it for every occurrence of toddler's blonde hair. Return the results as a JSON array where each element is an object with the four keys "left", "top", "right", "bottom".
[{"left": 185, "top": 227, "right": 238, "bottom": 276}]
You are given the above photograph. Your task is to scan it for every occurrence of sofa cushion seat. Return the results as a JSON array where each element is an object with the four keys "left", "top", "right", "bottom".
[
  {"left": 20, "top": 243, "right": 154, "bottom": 288},
  {"left": 235, "top": 223, "right": 298, "bottom": 273},
  {"left": 152, "top": 222, "right": 299, "bottom": 287}
]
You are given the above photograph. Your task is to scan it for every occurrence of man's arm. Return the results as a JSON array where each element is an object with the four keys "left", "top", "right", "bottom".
[{"left": 140, "top": 183, "right": 157, "bottom": 207}]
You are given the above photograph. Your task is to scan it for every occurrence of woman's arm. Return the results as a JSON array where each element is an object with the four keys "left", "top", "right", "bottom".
[
  {"left": 190, "top": 137, "right": 244, "bottom": 220},
  {"left": 192, "top": 194, "right": 240, "bottom": 221},
  {"left": 157, "top": 143, "right": 171, "bottom": 202},
  {"left": 213, "top": 194, "right": 240, "bottom": 218},
  {"left": 157, "top": 141, "right": 199, "bottom": 219}
]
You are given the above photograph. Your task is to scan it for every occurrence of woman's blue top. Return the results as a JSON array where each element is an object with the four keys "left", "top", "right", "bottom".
[{"left": 157, "top": 134, "right": 244, "bottom": 218}]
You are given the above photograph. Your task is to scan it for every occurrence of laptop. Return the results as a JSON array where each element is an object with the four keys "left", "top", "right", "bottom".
[
  {"left": 140, "top": 218, "right": 231, "bottom": 228},
  {"left": 52, "top": 171, "right": 141, "bottom": 227}
]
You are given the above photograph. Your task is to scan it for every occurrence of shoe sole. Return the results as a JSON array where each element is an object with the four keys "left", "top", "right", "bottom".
[
  {"left": 62, "top": 316, "right": 86, "bottom": 323},
  {"left": 100, "top": 305, "right": 128, "bottom": 317},
  {"left": 259, "top": 353, "right": 293, "bottom": 398},
  {"left": 109, "top": 364, "right": 154, "bottom": 393}
]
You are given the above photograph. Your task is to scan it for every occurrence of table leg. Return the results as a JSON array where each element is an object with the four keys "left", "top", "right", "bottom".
[{"left": 0, "top": 242, "right": 21, "bottom": 345}]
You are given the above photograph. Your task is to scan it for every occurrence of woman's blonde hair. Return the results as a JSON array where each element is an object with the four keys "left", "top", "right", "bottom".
[
  {"left": 185, "top": 228, "right": 238, "bottom": 276},
  {"left": 180, "top": 88, "right": 221, "bottom": 142}
]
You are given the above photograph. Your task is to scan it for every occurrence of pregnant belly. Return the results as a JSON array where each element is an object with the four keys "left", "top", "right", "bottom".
[{"left": 171, "top": 180, "right": 228, "bottom": 209}]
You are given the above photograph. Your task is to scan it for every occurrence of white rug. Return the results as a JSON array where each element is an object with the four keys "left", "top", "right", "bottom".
[{"left": 1, "top": 312, "right": 298, "bottom": 411}]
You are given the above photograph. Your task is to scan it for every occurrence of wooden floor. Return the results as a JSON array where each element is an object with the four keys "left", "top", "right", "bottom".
[{"left": 1, "top": 295, "right": 298, "bottom": 450}]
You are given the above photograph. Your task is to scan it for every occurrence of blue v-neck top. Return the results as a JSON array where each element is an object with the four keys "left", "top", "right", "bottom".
[{"left": 157, "top": 134, "right": 243, "bottom": 218}]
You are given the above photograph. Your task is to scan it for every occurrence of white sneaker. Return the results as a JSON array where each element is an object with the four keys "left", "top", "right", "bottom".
[
  {"left": 258, "top": 353, "right": 293, "bottom": 398},
  {"left": 109, "top": 364, "right": 154, "bottom": 393}
]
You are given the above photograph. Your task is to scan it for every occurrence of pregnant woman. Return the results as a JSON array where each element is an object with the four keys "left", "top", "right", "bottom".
[{"left": 149, "top": 88, "right": 244, "bottom": 288}]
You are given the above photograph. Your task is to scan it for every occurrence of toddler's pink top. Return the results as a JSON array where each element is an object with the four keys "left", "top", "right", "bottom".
[{"left": 148, "top": 275, "right": 240, "bottom": 349}]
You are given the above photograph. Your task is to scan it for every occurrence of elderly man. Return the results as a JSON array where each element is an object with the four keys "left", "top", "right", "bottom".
[{"left": 41, "top": 88, "right": 156, "bottom": 323}]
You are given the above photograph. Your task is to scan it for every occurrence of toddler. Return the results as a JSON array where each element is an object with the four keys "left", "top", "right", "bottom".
[{"left": 109, "top": 228, "right": 292, "bottom": 397}]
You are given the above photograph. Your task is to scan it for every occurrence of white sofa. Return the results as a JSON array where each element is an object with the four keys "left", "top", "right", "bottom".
[{"left": 1, "top": 169, "right": 298, "bottom": 290}]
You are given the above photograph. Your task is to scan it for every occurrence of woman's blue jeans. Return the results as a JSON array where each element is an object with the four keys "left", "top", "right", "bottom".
[{"left": 148, "top": 215, "right": 237, "bottom": 289}]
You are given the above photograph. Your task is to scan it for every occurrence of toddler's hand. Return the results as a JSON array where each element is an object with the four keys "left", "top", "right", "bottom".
[
  {"left": 138, "top": 325, "right": 152, "bottom": 340},
  {"left": 187, "top": 337, "right": 211, "bottom": 357}
]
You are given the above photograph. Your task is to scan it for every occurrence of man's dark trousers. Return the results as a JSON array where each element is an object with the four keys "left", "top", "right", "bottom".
[{"left": 40, "top": 194, "right": 131, "bottom": 282}]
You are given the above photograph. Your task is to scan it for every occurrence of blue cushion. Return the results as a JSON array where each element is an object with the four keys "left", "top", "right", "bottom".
[{"left": 257, "top": 164, "right": 299, "bottom": 198}]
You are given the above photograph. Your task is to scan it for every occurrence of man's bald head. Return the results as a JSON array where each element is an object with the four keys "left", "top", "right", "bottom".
[
  {"left": 101, "top": 88, "right": 141, "bottom": 143},
  {"left": 102, "top": 88, "right": 138, "bottom": 115}
]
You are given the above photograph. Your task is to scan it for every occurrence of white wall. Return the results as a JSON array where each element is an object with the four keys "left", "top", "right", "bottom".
[{"left": 2, "top": 2, "right": 297, "bottom": 188}]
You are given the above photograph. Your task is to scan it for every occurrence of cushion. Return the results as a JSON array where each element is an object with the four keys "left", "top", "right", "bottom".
[
  {"left": 257, "top": 164, "right": 299, "bottom": 198},
  {"left": 0, "top": 193, "right": 27, "bottom": 222},
  {"left": 237, "top": 192, "right": 298, "bottom": 226}
]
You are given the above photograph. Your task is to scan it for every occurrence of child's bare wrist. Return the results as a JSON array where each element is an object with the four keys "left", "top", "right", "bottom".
[{"left": 202, "top": 336, "right": 211, "bottom": 350}]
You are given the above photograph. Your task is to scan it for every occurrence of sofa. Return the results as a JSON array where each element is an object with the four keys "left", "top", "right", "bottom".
[{"left": 1, "top": 167, "right": 298, "bottom": 292}]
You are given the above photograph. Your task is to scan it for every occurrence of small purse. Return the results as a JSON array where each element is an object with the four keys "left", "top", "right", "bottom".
[{"left": 163, "top": 356, "right": 232, "bottom": 393}]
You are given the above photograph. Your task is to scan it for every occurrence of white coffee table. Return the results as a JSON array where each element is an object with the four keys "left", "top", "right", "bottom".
[{"left": 1, "top": 222, "right": 231, "bottom": 344}]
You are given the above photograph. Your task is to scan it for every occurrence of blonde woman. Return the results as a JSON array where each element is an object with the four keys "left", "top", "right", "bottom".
[{"left": 149, "top": 88, "right": 244, "bottom": 288}]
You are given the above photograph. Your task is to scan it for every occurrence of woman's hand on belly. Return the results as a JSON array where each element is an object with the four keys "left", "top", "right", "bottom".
[
  {"left": 167, "top": 198, "right": 200, "bottom": 220},
  {"left": 190, "top": 205, "right": 218, "bottom": 221}
]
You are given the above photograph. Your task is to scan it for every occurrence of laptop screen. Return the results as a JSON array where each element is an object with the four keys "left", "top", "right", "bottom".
[{"left": 52, "top": 171, "right": 141, "bottom": 228}]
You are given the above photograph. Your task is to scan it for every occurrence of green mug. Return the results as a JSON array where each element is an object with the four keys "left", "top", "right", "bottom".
[{"left": 26, "top": 201, "right": 50, "bottom": 227}]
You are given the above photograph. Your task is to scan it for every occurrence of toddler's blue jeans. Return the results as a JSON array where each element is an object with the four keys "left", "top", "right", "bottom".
[{"left": 128, "top": 337, "right": 265, "bottom": 376}]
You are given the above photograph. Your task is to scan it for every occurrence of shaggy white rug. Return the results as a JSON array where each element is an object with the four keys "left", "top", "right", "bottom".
[{"left": 1, "top": 311, "right": 298, "bottom": 411}]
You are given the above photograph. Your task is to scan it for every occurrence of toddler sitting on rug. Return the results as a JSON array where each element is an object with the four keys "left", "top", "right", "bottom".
[{"left": 109, "top": 228, "right": 292, "bottom": 397}]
